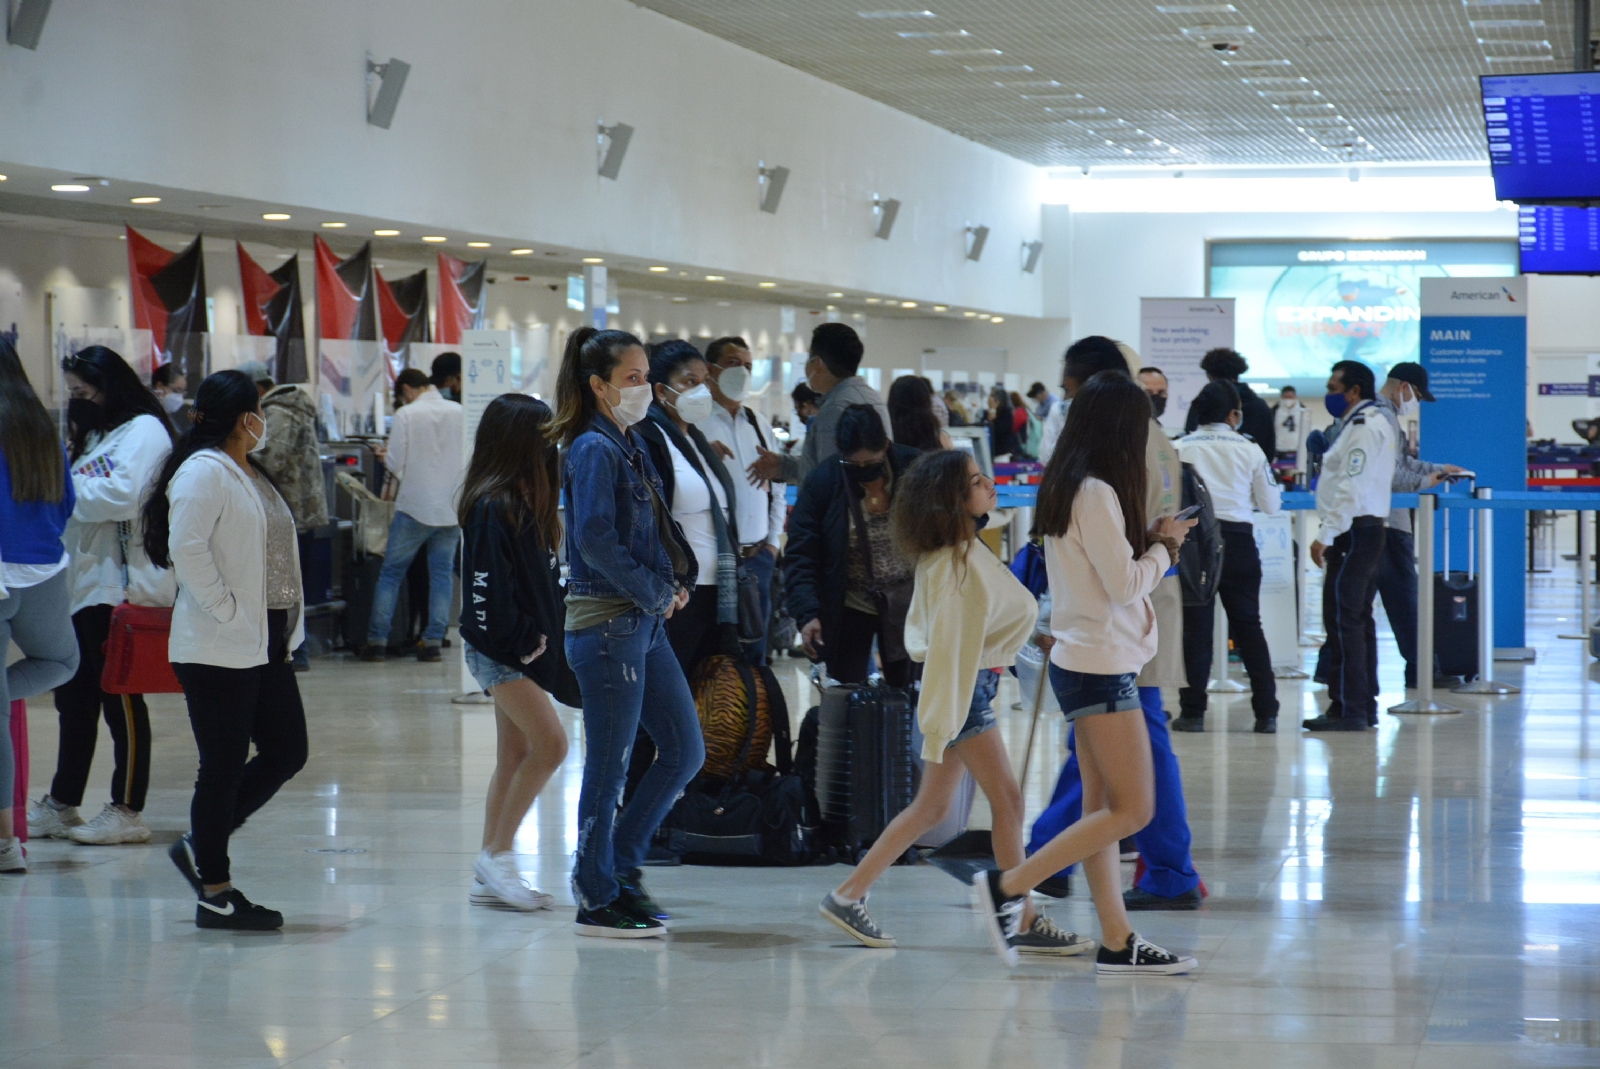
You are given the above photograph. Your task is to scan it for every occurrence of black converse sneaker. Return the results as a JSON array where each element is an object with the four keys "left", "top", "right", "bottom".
[
  {"left": 971, "top": 869, "right": 1026, "bottom": 967},
  {"left": 195, "top": 888, "right": 284, "bottom": 931},
  {"left": 818, "top": 893, "right": 895, "bottom": 948},
  {"left": 1009, "top": 913, "right": 1094, "bottom": 956},
  {"left": 1095, "top": 932, "right": 1197, "bottom": 975}
]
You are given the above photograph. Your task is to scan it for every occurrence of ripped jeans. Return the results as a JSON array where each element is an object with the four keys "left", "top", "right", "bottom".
[{"left": 566, "top": 610, "right": 704, "bottom": 909}]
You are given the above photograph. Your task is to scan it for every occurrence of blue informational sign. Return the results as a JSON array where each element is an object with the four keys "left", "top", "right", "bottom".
[
  {"left": 1481, "top": 71, "right": 1600, "bottom": 203},
  {"left": 1419, "top": 277, "right": 1529, "bottom": 647}
]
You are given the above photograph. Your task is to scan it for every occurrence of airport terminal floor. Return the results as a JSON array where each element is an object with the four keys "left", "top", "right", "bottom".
[{"left": 4, "top": 568, "right": 1598, "bottom": 1069}]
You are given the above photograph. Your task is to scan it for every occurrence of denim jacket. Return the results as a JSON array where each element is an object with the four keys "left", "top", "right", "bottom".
[{"left": 563, "top": 414, "right": 696, "bottom": 615}]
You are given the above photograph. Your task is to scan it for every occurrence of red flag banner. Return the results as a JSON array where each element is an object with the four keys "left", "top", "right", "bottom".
[
  {"left": 237, "top": 243, "right": 309, "bottom": 383},
  {"left": 437, "top": 252, "right": 486, "bottom": 345},
  {"left": 126, "top": 226, "right": 207, "bottom": 382},
  {"left": 375, "top": 268, "right": 430, "bottom": 378},
  {"left": 314, "top": 235, "right": 377, "bottom": 342}
]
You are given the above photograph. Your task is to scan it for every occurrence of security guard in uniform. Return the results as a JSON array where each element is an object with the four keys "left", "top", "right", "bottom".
[{"left": 1307, "top": 360, "right": 1397, "bottom": 731}]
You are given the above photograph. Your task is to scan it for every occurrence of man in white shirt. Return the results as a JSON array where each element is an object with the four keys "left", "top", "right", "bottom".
[
  {"left": 1174, "top": 380, "right": 1283, "bottom": 733},
  {"left": 698, "top": 336, "right": 787, "bottom": 664},
  {"left": 1307, "top": 360, "right": 1396, "bottom": 731},
  {"left": 1273, "top": 385, "right": 1305, "bottom": 464},
  {"left": 362, "top": 368, "right": 464, "bottom": 662}
]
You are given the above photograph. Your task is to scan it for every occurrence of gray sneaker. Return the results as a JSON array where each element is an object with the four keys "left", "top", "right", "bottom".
[
  {"left": 1010, "top": 913, "right": 1094, "bottom": 956},
  {"left": 0, "top": 837, "right": 24, "bottom": 874},
  {"left": 26, "top": 796, "right": 83, "bottom": 839},
  {"left": 818, "top": 893, "right": 895, "bottom": 948}
]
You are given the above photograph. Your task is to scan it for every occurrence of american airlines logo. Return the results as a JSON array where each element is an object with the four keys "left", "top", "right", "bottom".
[{"left": 1449, "top": 290, "right": 1505, "bottom": 301}]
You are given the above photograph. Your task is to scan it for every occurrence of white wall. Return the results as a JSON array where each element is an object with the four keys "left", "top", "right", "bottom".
[{"left": 0, "top": 0, "right": 1044, "bottom": 316}]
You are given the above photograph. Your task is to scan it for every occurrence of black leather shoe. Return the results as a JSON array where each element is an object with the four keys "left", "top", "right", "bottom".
[
  {"left": 1253, "top": 718, "right": 1277, "bottom": 734},
  {"left": 1170, "top": 716, "right": 1205, "bottom": 733},
  {"left": 1123, "top": 886, "right": 1202, "bottom": 911},
  {"left": 1302, "top": 716, "right": 1369, "bottom": 732}
]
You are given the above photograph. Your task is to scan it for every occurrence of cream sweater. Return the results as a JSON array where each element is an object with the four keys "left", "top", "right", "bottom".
[
  {"left": 1046, "top": 477, "right": 1173, "bottom": 676},
  {"left": 904, "top": 539, "right": 1037, "bottom": 761}
]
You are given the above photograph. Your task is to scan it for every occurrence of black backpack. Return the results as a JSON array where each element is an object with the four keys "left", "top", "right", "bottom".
[{"left": 1178, "top": 462, "right": 1223, "bottom": 607}]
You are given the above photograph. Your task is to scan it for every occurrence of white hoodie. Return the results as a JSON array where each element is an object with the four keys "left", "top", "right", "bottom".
[{"left": 64, "top": 413, "right": 177, "bottom": 614}]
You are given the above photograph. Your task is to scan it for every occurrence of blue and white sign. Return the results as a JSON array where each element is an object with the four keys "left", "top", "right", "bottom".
[{"left": 1419, "top": 276, "right": 1528, "bottom": 647}]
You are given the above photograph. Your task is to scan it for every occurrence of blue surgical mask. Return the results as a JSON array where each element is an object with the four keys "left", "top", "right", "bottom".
[{"left": 1324, "top": 392, "right": 1350, "bottom": 419}]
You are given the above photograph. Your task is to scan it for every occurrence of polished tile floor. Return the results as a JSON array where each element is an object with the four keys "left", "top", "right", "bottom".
[{"left": 4, "top": 569, "right": 1599, "bottom": 1069}]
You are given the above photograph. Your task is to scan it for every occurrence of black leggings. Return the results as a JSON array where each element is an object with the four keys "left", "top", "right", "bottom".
[
  {"left": 52, "top": 604, "right": 150, "bottom": 811},
  {"left": 172, "top": 610, "right": 308, "bottom": 885}
]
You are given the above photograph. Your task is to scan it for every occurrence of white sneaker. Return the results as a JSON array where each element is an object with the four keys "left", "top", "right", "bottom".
[
  {"left": 471, "top": 850, "right": 553, "bottom": 911},
  {"left": 26, "top": 796, "right": 83, "bottom": 839},
  {"left": 67, "top": 804, "right": 152, "bottom": 845},
  {"left": 0, "top": 837, "right": 24, "bottom": 874}
]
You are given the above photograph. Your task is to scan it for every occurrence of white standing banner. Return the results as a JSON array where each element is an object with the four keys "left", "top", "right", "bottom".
[
  {"left": 1138, "top": 298, "right": 1235, "bottom": 432},
  {"left": 1253, "top": 511, "right": 1300, "bottom": 669}
]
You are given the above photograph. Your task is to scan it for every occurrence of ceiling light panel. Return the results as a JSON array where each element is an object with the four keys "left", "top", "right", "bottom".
[{"left": 630, "top": 0, "right": 1575, "bottom": 166}]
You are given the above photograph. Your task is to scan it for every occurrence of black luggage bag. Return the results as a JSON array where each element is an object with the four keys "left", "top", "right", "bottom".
[
  {"left": 1432, "top": 502, "right": 1479, "bottom": 680},
  {"left": 815, "top": 684, "right": 918, "bottom": 860}
]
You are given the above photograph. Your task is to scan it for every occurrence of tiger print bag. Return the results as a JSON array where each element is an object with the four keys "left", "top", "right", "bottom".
[{"left": 690, "top": 655, "right": 792, "bottom": 779}]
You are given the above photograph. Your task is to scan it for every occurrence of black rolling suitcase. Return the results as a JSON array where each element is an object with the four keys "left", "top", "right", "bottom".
[
  {"left": 1432, "top": 501, "right": 1479, "bottom": 680},
  {"left": 815, "top": 684, "right": 918, "bottom": 860}
]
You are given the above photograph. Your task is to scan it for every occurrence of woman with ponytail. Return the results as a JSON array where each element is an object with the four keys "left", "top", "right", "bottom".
[
  {"left": 141, "top": 369, "right": 308, "bottom": 931},
  {"left": 554, "top": 326, "right": 703, "bottom": 938}
]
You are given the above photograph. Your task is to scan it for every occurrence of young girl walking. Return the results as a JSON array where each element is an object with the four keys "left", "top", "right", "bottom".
[
  {"left": 818, "top": 449, "right": 1089, "bottom": 956},
  {"left": 973, "top": 371, "right": 1199, "bottom": 973}
]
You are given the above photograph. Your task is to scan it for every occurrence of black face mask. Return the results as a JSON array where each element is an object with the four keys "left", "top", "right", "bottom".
[
  {"left": 1148, "top": 393, "right": 1167, "bottom": 419},
  {"left": 844, "top": 460, "right": 887, "bottom": 484},
  {"left": 67, "top": 397, "right": 105, "bottom": 435}
]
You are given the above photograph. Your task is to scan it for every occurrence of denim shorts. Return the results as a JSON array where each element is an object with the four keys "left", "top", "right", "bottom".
[
  {"left": 949, "top": 668, "right": 1001, "bottom": 748},
  {"left": 465, "top": 641, "right": 524, "bottom": 693},
  {"left": 1049, "top": 663, "right": 1141, "bottom": 723}
]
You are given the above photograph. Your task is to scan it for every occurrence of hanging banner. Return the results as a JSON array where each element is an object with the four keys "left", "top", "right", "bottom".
[
  {"left": 1138, "top": 298, "right": 1235, "bottom": 432},
  {"left": 127, "top": 226, "right": 207, "bottom": 386},
  {"left": 1420, "top": 276, "right": 1528, "bottom": 648},
  {"left": 438, "top": 253, "right": 486, "bottom": 344},
  {"left": 375, "top": 268, "right": 431, "bottom": 379},
  {"left": 314, "top": 236, "right": 377, "bottom": 343},
  {"left": 236, "top": 244, "right": 308, "bottom": 384}
]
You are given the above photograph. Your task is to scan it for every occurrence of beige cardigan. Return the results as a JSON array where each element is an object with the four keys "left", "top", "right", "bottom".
[{"left": 904, "top": 539, "right": 1037, "bottom": 761}]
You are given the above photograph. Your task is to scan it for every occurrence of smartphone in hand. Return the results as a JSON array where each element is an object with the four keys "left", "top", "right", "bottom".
[{"left": 1172, "top": 503, "right": 1203, "bottom": 521}]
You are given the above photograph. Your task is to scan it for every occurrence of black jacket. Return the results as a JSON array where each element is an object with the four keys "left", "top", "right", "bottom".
[
  {"left": 458, "top": 498, "right": 582, "bottom": 707},
  {"left": 783, "top": 444, "right": 920, "bottom": 636},
  {"left": 1184, "top": 380, "right": 1276, "bottom": 463}
]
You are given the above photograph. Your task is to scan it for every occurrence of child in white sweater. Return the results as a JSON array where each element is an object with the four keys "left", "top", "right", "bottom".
[{"left": 818, "top": 451, "right": 1090, "bottom": 957}]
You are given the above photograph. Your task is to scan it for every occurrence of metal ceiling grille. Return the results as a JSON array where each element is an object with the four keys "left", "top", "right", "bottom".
[{"left": 635, "top": 0, "right": 1574, "bottom": 166}]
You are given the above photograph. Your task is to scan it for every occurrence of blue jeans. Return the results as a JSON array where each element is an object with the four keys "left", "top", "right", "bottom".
[
  {"left": 1026, "top": 685, "right": 1200, "bottom": 898},
  {"left": 741, "top": 548, "right": 778, "bottom": 665},
  {"left": 367, "top": 511, "right": 459, "bottom": 645},
  {"left": 566, "top": 611, "right": 705, "bottom": 909}
]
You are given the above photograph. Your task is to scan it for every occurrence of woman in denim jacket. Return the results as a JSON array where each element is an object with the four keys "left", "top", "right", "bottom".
[{"left": 552, "top": 326, "right": 703, "bottom": 939}]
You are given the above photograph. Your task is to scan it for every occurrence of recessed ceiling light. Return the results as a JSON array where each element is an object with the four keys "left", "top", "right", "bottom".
[
  {"left": 964, "top": 64, "right": 1032, "bottom": 72},
  {"left": 858, "top": 9, "right": 936, "bottom": 17},
  {"left": 1180, "top": 24, "right": 1254, "bottom": 36},
  {"left": 374, "top": 229, "right": 401, "bottom": 236},
  {"left": 648, "top": 265, "right": 670, "bottom": 272},
  {"left": 963, "top": 311, "right": 978, "bottom": 317},
  {"left": 510, "top": 248, "right": 533, "bottom": 255},
  {"left": 930, "top": 47, "right": 1001, "bottom": 55},
  {"left": 129, "top": 196, "right": 161, "bottom": 204},
  {"left": 900, "top": 301, "right": 918, "bottom": 308},
  {"left": 897, "top": 29, "right": 968, "bottom": 38},
  {"left": 705, "top": 275, "right": 725, "bottom": 281},
  {"left": 826, "top": 305, "right": 838, "bottom": 311},
  {"left": 990, "top": 316, "right": 1005, "bottom": 323},
  {"left": 321, "top": 222, "right": 347, "bottom": 228},
  {"left": 671, "top": 296, "right": 690, "bottom": 302},
  {"left": 468, "top": 241, "right": 492, "bottom": 248},
  {"left": 421, "top": 235, "right": 447, "bottom": 242},
  {"left": 865, "top": 297, "right": 883, "bottom": 304},
  {"left": 0, "top": 175, "right": 7, "bottom": 181},
  {"left": 1155, "top": 3, "right": 1237, "bottom": 12},
  {"left": 262, "top": 212, "right": 291, "bottom": 220},
  {"left": 582, "top": 256, "right": 604, "bottom": 263},
  {"left": 52, "top": 184, "right": 92, "bottom": 193},
  {"left": 1219, "top": 58, "right": 1289, "bottom": 66},
  {"left": 759, "top": 282, "right": 778, "bottom": 288},
  {"left": 828, "top": 291, "right": 845, "bottom": 297},
  {"left": 933, "top": 305, "right": 949, "bottom": 311}
]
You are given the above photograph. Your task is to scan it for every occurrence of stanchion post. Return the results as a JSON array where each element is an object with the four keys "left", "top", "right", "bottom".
[
  {"left": 1559, "top": 508, "right": 1591, "bottom": 645},
  {"left": 1392, "top": 492, "right": 1462, "bottom": 714},
  {"left": 1207, "top": 595, "right": 1248, "bottom": 693},
  {"left": 1295, "top": 510, "right": 1323, "bottom": 647},
  {"left": 1453, "top": 488, "right": 1518, "bottom": 695}
]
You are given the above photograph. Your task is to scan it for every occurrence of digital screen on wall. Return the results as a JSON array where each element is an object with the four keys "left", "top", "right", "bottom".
[
  {"left": 1519, "top": 205, "right": 1600, "bottom": 273},
  {"left": 1207, "top": 240, "right": 1519, "bottom": 381},
  {"left": 1481, "top": 71, "right": 1600, "bottom": 204}
]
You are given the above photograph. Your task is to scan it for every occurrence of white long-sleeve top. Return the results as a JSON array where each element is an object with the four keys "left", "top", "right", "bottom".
[
  {"left": 1315, "top": 399, "right": 1396, "bottom": 545},
  {"left": 695, "top": 403, "right": 786, "bottom": 546},
  {"left": 1176, "top": 423, "right": 1282, "bottom": 524},
  {"left": 387, "top": 386, "right": 463, "bottom": 527},
  {"left": 904, "top": 538, "right": 1037, "bottom": 761},
  {"left": 1045, "top": 477, "right": 1173, "bottom": 675},
  {"left": 64, "top": 413, "right": 176, "bottom": 613}
]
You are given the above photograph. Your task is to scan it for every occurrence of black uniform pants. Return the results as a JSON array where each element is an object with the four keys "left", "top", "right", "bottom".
[
  {"left": 1179, "top": 522, "right": 1279, "bottom": 722},
  {"left": 1320, "top": 519, "right": 1386, "bottom": 725}
]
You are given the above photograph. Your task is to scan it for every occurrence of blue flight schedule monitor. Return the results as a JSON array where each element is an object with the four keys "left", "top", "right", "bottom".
[
  {"left": 1519, "top": 205, "right": 1600, "bottom": 273},
  {"left": 1483, "top": 72, "right": 1600, "bottom": 203}
]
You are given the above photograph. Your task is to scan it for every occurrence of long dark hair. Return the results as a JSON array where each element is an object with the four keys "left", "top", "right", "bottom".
[
  {"left": 1033, "top": 370, "right": 1150, "bottom": 555},
  {"left": 458, "top": 393, "right": 562, "bottom": 548},
  {"left": 141, "top": 370, "right": 261, "bottom": 569},
  {"left": 892, "top": 449, "right": 977, "bottom": 558},
  {"left": 887, "top": 376, "right": 943, "bottom": 452},
  {"left": 550, "top": 326, "right": 645, "bottom": 447},
  {"left": 61, "top": 345, "right": 173, "bottom": 460},
  {"left": 0, "top": 337, "right": 65, "bottom": 503}
]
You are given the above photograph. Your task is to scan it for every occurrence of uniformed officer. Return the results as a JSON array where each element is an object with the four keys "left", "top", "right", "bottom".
[{"left": 1307, "top": 360, "right": 1397, "bottom": 731}]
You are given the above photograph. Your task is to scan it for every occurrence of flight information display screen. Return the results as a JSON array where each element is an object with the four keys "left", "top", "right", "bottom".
[
  {"left": 1519, "top": 205, "right": 1600, "bottom": 273},
  {"left": 1482, "top": 72, "right": 1600, "bottom": 203}
]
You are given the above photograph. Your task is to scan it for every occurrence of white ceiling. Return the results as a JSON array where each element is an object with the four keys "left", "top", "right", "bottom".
[{"left": 635, "top": 0, "right": 1576, "bottom": 167}]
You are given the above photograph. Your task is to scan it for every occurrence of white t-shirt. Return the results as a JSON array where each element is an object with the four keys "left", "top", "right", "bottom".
[{"left": 663, "top": 434, "right": 728, "bottom": 587}]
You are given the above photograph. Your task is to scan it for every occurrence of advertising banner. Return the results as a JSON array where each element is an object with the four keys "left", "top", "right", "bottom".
[
  {"left": 438, "top": 254, "right": 487, "bottom": 344},
  {"left": 1420, "top": 276, "right": 1528, "bottom": 647},
  {"left": 127, "top": 226, "right": 208, "bottom": 385},
  {"left": 236, "top": 244, "right": 308, "bottom": 384},
  {"left": 1138, "top": 298, "right": 1234, "bottom": 431}
]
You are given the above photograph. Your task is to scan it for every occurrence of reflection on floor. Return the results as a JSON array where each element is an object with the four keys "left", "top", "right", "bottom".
[{"left": 4, "top": 571, "right": 1599, "bottom": 1069}]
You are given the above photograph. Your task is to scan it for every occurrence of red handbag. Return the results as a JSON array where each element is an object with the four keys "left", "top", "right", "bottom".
[{"left": 100, "top": 603, "right": 184, "bottom": 695}]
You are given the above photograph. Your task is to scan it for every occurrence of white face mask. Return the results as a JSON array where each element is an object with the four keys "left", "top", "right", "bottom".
[
  {"left": 671, "top": 383, "right": 715, "bottom": 424},
  {"left": 606, "top": 382, "right": 653, "bottom": 427},
  {"left": 714, "top": 364, "right": 751, "bottom": 403},
  {"left": 246, "top": 412, "right": 269, "bottom": 453},
  {"left": 1398, "top": 394, "right": 1420, "bottom": 419},
  {"left": 1279, "top": 397, "right": 1297, "bottom": 409},
  {"left": 161, "top": 392, "right": 184, "bottom": 414}
]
